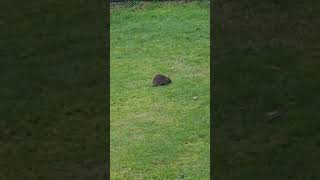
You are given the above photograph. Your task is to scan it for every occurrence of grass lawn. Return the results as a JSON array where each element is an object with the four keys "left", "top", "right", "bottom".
[
  {"left": 213, "top": 0, "right": 320, "bottom": 179},
  {"left": 110, "top": 2, "right": 210, "bottom": 179},
  {"left": 0, "top": 1, "right": 106, "bottom": 179}
]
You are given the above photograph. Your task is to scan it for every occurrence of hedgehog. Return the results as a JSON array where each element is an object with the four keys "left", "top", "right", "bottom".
[{"left": 152, "top": 74, "right": 171, "bottom": 86}]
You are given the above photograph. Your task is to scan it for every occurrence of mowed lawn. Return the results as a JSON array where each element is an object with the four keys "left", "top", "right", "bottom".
[
  {"left": 1, "top": 0, "right": 106, "bottom": 179},
  {"left": 110, "top": 2, "right": 210, "bottom": 179},
  {"left": 213, "top": 1, "right": 320, "bottom": 179}
]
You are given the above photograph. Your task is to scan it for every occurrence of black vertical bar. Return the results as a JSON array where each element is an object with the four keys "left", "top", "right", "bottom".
[
  {"left": 106, "top": 0, "right": 111, "bottom": 179},
  {"left": 210, "top": 0, "right": 215, "bottom": 179}
]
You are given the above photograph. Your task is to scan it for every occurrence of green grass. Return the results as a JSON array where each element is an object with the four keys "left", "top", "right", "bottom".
[
  {"left": 0, "top": 0, "right": 106, "bottom": 179},
  {"left": 213, "top": 0, "right": 320, "bottom": 179},
  {"left": 111, "top": 2, "right": 210, "bottom": 179}
]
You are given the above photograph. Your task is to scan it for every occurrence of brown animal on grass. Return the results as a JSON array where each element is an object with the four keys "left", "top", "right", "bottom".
[{"left": 152, "top": 74, "right": 171, "bottom": 86}]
